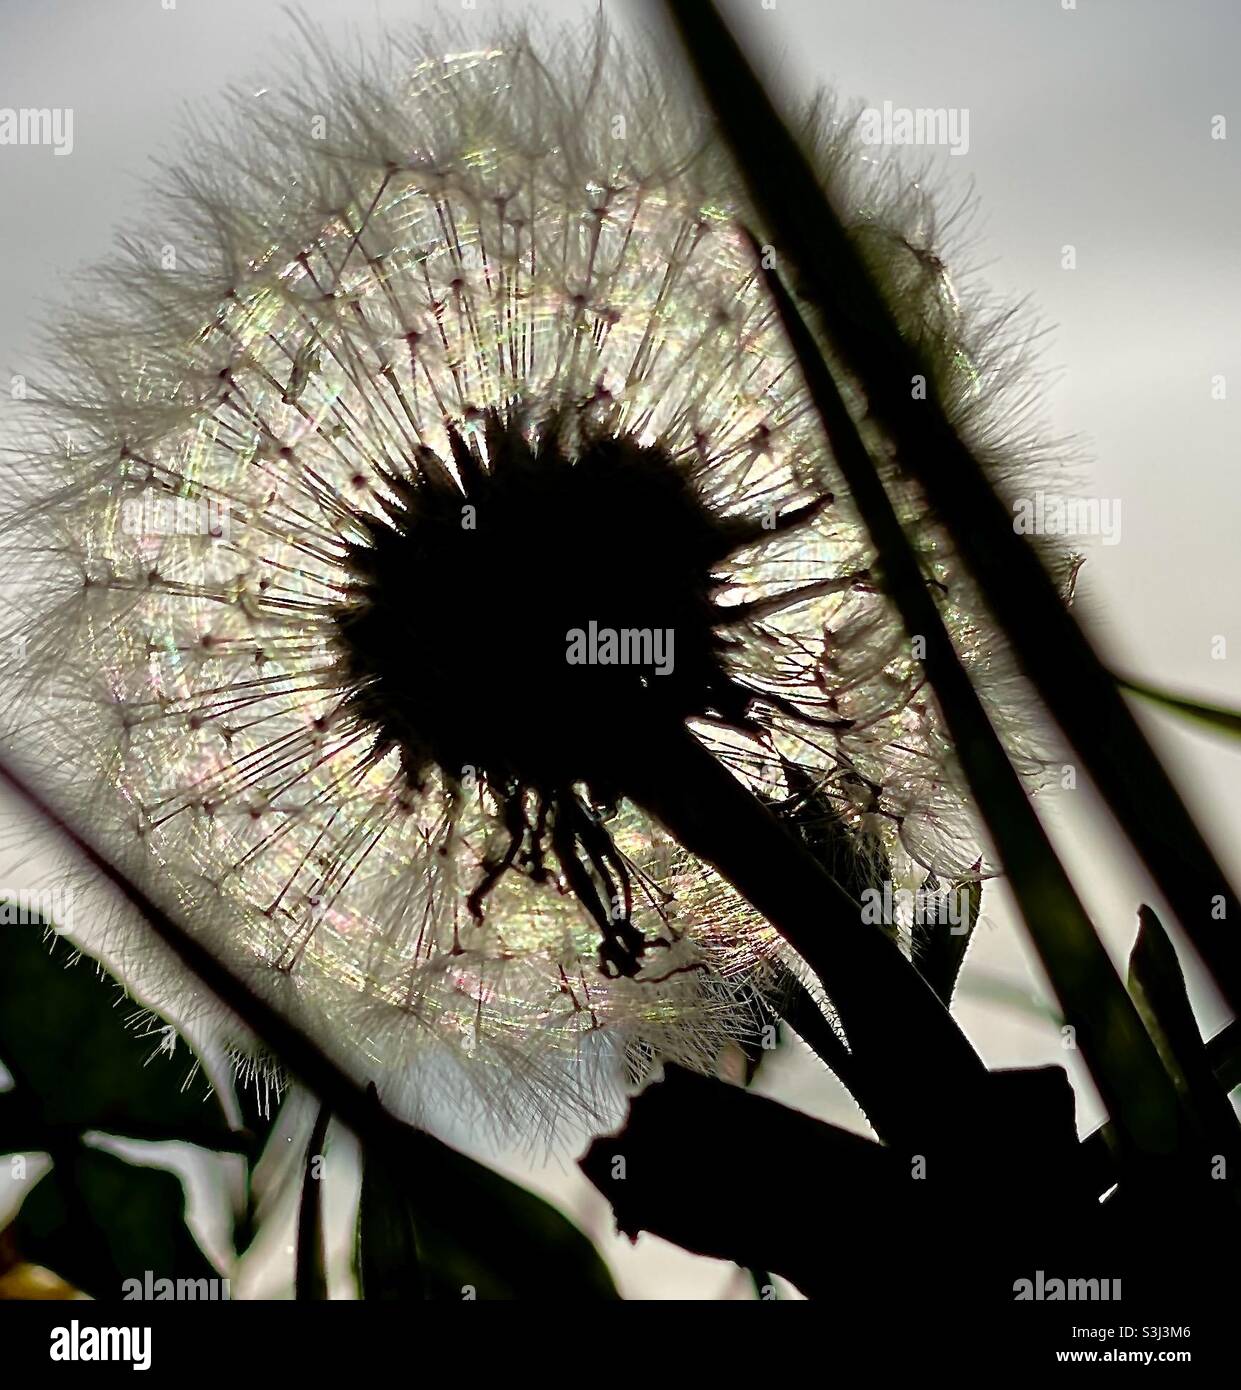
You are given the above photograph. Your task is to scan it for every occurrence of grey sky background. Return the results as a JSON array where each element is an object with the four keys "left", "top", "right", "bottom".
[{"left": 0, "top": 0, "right": 1238, "bottom": 1298}]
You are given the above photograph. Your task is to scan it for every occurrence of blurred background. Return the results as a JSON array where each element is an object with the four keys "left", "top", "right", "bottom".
[{"left": 0, "top": 0, "right": 1238, "bottom": 1297}]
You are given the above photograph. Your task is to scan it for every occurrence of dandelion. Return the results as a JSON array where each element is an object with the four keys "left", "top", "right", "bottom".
[{"left": 0, "top": 19, "right": 1052, "bottom": 1131}]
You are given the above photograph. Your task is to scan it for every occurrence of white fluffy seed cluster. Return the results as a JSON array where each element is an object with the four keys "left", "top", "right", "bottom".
[{"left": 0, "top": 21, "right": 1062, "bottom": 1131}]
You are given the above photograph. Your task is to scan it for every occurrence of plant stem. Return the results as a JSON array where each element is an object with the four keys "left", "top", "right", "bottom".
[{"left": 624, "top": 719, "right": 990, "bottom": 1150}]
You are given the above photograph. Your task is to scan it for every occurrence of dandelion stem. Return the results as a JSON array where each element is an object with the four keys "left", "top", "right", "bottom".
[{"left": 625, "top": 718, "right": 990, "bottom": 1149}]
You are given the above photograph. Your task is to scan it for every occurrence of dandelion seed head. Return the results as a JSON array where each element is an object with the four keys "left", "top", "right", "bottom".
[{"left": 0, "top": 19, "right": 1067, "bottom": 1133}]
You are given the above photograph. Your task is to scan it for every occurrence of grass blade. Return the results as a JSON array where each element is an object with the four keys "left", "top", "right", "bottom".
[
  {"left": 736, "top": 225, "right": 1183, "bottom": 1158},
  {"left": 658, "top": 0, "right": 1241, "bottom": 1019},
  {"left": 912, "top": 865, "right": 982, "bottom": 1007},
  {"left": 1119, "top": 676, "right": 1241, "bottom": 742}
]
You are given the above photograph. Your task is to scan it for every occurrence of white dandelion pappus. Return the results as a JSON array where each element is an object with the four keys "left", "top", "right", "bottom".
[{"left": 0, "top": 20, "right": 1058, "bottom": 1132}]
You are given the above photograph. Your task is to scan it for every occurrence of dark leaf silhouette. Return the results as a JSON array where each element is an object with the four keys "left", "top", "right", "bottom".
[
  {"left": 582, "top": 1065, "right": 1093, "bottom": 1300},
  {"left": 11, "top": 1147, "right": 218, "bottom": 1300},
  {"left": 358, "top": 1115, "right": 617, "bottom": 1301},
  {"left": 0, "top": 921, "right": 235, "bottom": 1151}
]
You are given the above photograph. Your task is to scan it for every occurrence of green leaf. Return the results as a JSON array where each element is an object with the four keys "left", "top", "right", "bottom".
[
  {"left": 777, "top": 759, "right": 890, "bottom": 911},
  {"left": 1128, "top": 905, "right": 1241, "bottom": 1151},
  {"left": 912, "top": 863, "right": 983, "bottom": 1006},
  {"left": 358, "top": 1128, "right": 618, "bottom": 1301},
  {"left": 1119, "top": 675, "right": 1241, "bottom": 742},
  {"left": 356, "top": 1144, "right": 425, "bottom": 1301},
  {"left": 0, "top": 922, "right": 234, "bottom": 1150},
  {"left": 1081, "top": 1017, "right": 1241, "bottom": 1197},
  {"left": 770, "top": 964, "right": 858, "bottom": 1090},
  {"left": 11, "top": 1146, "right": 220, "bottom": 1300}
]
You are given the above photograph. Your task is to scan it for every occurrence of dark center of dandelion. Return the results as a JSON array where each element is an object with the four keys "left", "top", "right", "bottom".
[{"left": 331, "top": 407, "right": 809, "bottom": 975}]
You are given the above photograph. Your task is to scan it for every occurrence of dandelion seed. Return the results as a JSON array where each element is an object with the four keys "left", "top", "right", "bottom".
[{"left": 0, "top": 20, "right": 1055, "bottom": 1132}]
